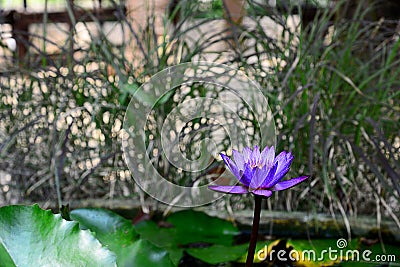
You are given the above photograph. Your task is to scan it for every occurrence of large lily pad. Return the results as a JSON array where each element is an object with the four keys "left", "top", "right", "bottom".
[
  {"left": 166, "top": 209, "right": 239, "bottom": 246},
  {"left": 70, "top": 208, "right": 139, "bottom": 252},
  {"left": 135, "top": 209, "right": 240, "bottom": 265},
  {"left": 70, "top": 208, "right": 175, "bottom": 267},
  {"left": 0, "top": 205, "right": 116, "bottom": 267},
  {"left": 186, "top": 244, "right": 248, "bottom": 265},
  {"left": 136, "top": 209, "right": 239, "bottom": 247}
]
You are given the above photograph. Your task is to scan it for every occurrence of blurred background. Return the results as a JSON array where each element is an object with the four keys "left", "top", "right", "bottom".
[{"left": 0, "top": 0, "right": 399, "bottom": 234}]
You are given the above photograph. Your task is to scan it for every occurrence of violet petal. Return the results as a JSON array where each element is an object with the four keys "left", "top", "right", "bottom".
[
  {"left": 249, "top": 166, "right": 269, "bottom": 189},
  {"left": 252, "top": 146, "right": 261, "bottom": 164},
  {"left": 264, "top": 146, "right": 275, "bottom": 168},
  {"left": 220, "top": 153, "right": 240, "bottom": 179},
  {"left": 265, "top": 155, "right": 294, "bottom": 186},
  {"left": 259, "top": 146, "right": 270, "bottom": 167},
  {"left": 233, "top": 149, "right": 245, "bottom": 170},
  {"left": 243, "top": 147, "right": 252, "bottom": 162},
  {"left": 275, "top": 152, "right": 294, "bottom": 174},
  {"left": 273, "top": 151, "right": 287, "bottom": 164},
  {"left": 240, "top": 164, "right": 256, "bottom": 187},
  {"left": 208, "top": 185, "right": 248, "bottom": 194},
  {"left": 259, "top": 162, "right": 279, "bottom": 188},
  {"left": 272, "top": 176, "right": 309, "bottom": 191}
]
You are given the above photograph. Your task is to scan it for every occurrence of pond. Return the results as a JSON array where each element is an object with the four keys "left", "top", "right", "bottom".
[
  {"left": 0, "top": 0, "right": 399, "bottom": 266},
  {"left": 1, "top": 204, "right": 399, "bottom": 266}
]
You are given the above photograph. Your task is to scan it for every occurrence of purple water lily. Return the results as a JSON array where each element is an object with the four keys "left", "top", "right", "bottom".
[{"left": 209, "top": 146, "right": 308, "bottom": 198}]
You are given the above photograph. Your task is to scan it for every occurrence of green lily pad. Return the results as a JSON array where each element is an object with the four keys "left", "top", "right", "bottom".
[
  {"left": 0, "top": 242, "right": 15, "bottom": 266},
  {"left": 133, "top": 220, "right": 183, "bottom": 265},
  {"left": 135, "top": 209, "right": 240, "bottom": 265},
  {"left": 70, "top": 208, "right": 175, "bottom": 267},
  {"left": 135, "top": 220, "right": 177, "bottom": 247},
  {"left": 0, "top": 205, "right": 116, "bottom": 267},
  {"left": 187, "top": 244, "right": 248, "bottom": 264},
  {"left": 70, "top": 208, "right": 139, "bottom": 251},
  {"left": 127, "top": 239, "right": 175, "bottom": 267},
  {"left": 165, "top": 209, "right": 239, "bottom": 246},
  {"left": 135, "top": 210, "right": 239, "bottom": 248}
]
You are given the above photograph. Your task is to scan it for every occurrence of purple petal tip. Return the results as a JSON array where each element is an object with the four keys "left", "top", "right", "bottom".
[
  {"left": 208, "top": 185, "right": 248, "bottom": 194},
  {"left": 272, "top": 175, "right": 309, "bottom": 191}
]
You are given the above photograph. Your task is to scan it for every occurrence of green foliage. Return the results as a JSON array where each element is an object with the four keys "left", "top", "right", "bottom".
[
  {"left": 187, "top": 244, "right": 248, "bottom": 265},
  {"left": 70, "top": 208, "right": 139, "bottom": 252},
  {"left": 135, "top": 209, "right": 240, "bottom": 265},
  {"left": 1, "top": 205, "right": 399, "bottom": 266},
  {"left": 126, "top": 239, "right": 175, "bottom": 267},
  {"left": 70, "top": 208, "right": 243, "bottom": 266},
  {"left": 0, "top": 205, "right": 116, "bottom": 266},
  {"left": 70, "top": 208, "right": 175, "bottom": 267},
  {"left": 0, "top": 205, "right": 244, "bottom": 266},
  {"left": 0, "top": 0, "right": 398, "bottom": 230},
  {"left": 238, "top": 0, "right": 400, "bottom": 224}
]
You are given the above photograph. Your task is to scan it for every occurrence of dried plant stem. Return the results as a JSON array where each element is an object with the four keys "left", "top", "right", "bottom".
[{"left": 246, "top": 195, "right": 262, "bottom": 267}]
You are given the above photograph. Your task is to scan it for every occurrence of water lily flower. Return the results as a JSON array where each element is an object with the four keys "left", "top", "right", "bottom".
[{"left": 209, "top": 146, "right": 308, "bottom": 198}]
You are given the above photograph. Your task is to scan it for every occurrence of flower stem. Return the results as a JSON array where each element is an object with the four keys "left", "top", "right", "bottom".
[{"left": 246, "top": 195, "right": 262, "bottom": 267}]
